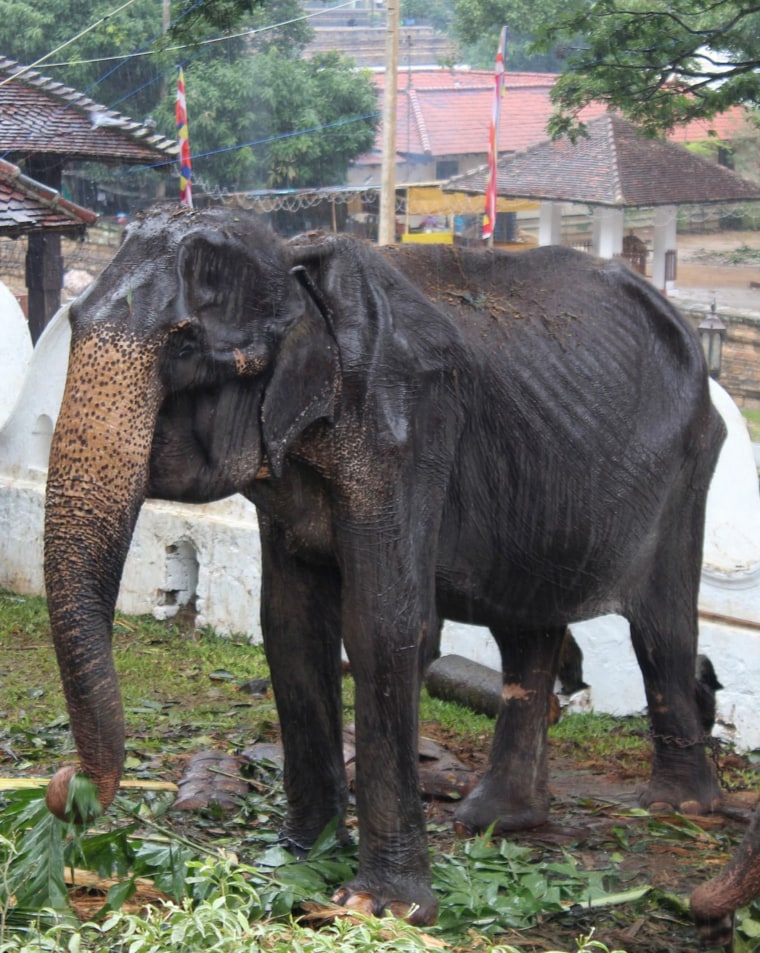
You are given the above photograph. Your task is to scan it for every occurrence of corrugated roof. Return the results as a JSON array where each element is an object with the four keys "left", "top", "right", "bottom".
[
  {"left": 0, "top": 155, "right": 97, "bottom": 236},
  {"left": 0, "top": 56, "right": 177, "bottom": 166},
  {"left": 446, "top": 113, "right": 760, "bottom": 207}
]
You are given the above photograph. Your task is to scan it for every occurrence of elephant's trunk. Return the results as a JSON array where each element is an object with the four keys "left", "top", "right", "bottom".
[
  {"left": 691, "top": 808, "right": 760, "bottom": 946},
  {"left": 44, "top": 328, "right": 163, "bottom": 819}
]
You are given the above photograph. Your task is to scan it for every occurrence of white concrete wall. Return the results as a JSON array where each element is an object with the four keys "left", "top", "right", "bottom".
[
  {"left": 0, "top": 285, "right": 32, "bottom": 433},
  {"left": 2, "top": 290, "right": 760, "bottom": 747},
  {"left": 0, "top": 301, "right": 263, "bottom": 637}
]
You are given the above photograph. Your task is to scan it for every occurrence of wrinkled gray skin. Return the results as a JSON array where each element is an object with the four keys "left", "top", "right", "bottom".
[
  {"left": 45, "top": 205, "right": 726, "bottom": 924},
  {"left": 692, "top": 797, "right": 760, "bottom": 945}
]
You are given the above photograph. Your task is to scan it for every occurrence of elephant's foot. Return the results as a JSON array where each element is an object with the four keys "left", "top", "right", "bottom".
[
  {"left": 332, "top": 877, "right": 438, "bottom": 925},
  {"left": 639, "top": 773, "right": 721, "bottom": 816},
  {"left": 453, "top": 779, "right": 550, "bottom": 834}
]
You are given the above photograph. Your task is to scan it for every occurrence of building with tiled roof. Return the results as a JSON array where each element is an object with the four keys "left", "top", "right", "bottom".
[
  {"left": 0, "top": 57, "right": 177, "bottom": 341},
  {"left": 350, "top": 69, "right": 603, "bottom": 185},
  {"left": 449, "top": 113, "right": 760, "bottom": 208},
  {"left": 0, "top": 157, "right": 97, "bottom": 237},
  {"left": 349, "top": 68, "right": 756, "bottom": 188},
  {"left": 0, "top": 57, "right": 176, "bottom": 167},
  {"left": 447, "top": 113, "right": 760, "bottom": 291}
]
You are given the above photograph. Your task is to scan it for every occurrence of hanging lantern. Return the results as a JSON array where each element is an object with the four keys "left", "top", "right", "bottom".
[{"left": 698, "top": 302, "right": 726, "bottom": 380}]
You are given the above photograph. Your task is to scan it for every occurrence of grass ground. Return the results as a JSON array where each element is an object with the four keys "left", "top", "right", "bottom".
[
  {"left": 1, "top": 590, "right": 759, "bottom": 953},
  {"left": 743, "top": 408, "right": 760, "bottom": 443}
]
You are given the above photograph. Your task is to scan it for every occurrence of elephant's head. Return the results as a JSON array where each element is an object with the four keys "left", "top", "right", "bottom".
[{"left": 44, "top": 205, "right": 340, "bottom": 819}]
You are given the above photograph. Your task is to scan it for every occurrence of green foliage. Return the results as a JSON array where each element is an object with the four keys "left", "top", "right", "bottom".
[
  {"left": 149, "top": 43, "right": 379, "bottom": 192},
  {"left": 447, "top": 0, "right": 568, "bottom": 71},
  {"left": 532, "top": 0, "right": 760, "bottom": 136},
  {"left": 0, "top": 780, "right": 637, "bottom": 953},
  {"left": 0, "top": 0, "right": 377, "bottom": 196},
  {"left": 737, "top": 897, "right": 760, "bottom": 951},
  {"left": 432, "top": 833, "right": 614, "bottom": 933},
  {"left": 743, "top": 408, "right": 760, "bottom": 442},
  {"left": 0, "top": 780, "right": 625, "bottom": 934},
  {"left": 401, "top": 0, "right": 453, "bottom": 31}
]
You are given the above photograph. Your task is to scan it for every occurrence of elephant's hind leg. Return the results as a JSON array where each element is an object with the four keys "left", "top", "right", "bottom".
[
  {"left": 630, "top": 606, "right": 721, "bottom": 815},
  {"left": 627, "top": 477, "right": 721, "bottom": 815},
  {"left": 454, "top": 626, "right": 565, "bottom": 834}
]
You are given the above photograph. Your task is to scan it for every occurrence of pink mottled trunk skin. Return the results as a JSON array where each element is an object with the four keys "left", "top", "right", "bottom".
[
  {"left": 691, "top": 808, "right": 760, "bottom": 947},
  {"left": 44, "top": 327, "right": 163, "bottom": 819}
]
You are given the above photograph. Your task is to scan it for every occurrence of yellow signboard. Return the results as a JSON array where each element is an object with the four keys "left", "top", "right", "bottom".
[{"left": 403, "top": 186, "right": 538, "bottom": 216}]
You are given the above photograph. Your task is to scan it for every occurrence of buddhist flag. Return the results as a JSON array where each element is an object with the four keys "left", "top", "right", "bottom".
[
  {"left": 483, "top": 27, "right": 508, "bottom": 242},
  {"left": 176, "top": 67, "right": 193, "bottom": 207}
]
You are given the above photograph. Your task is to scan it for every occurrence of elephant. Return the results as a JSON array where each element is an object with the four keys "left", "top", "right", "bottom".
[
  {"left": 44, "top": 204, "right": 726, "bottom": 925},
  {"left": 691, "top": 805, "right": 760, "bottom": 946}
]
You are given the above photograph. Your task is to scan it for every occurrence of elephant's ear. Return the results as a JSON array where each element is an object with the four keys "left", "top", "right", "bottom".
[{"left": 261, "top": 270, "right": 340, "bottom": 477}]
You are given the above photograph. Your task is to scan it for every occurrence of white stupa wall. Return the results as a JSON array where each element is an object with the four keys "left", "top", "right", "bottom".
[
  {"left": 0, "top": 301, "right": 262, "bottom": 636},
  {"left": 2, "top": 290, "right": 760, "bottom": 747}
]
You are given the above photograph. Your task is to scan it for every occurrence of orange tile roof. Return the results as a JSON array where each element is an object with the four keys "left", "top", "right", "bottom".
[
  {"left": 669, "top": 109, "right": 756, "bottom": 144},
  {"left": 367, "top": 68, "right": 751, "bottom": 161}
]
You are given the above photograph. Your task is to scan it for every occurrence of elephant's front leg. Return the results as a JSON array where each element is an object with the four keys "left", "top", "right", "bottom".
[
  {"left": 258, "top": 517, "right": 348, "bottom": 851},
  {"left": 333, "top": 523, "right": 439, "bottom": 924},
  {"left": 455, "top": 627, "right": 565, "bottom": 834}
]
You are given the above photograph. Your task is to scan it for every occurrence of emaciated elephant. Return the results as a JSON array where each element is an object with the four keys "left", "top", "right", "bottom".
[{"left": 44, "top": 205, "right": 725, "bottom": 924}]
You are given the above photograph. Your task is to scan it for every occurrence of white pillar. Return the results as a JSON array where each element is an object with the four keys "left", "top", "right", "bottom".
[
  {"left": 592, "top": 207, "right": 624, "bottom": 259},
  {"left": 538, "top": 201, "right": 562, "bottom": 246},
  {"left": 652, "top": 205, "right": 677, "bottom": 293}
]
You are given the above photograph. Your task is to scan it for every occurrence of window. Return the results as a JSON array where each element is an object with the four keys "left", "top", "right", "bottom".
[{"left": 436, "top": 159, "right": 458, "bottom": 180}]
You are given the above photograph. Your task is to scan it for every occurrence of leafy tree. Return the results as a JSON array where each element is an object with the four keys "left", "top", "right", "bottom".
[
  {"left": 156, "top": 48, "right": 378, "bottom": 190},
  {"left": 450, "top": 0, "right": 568, "bottom": 69},
  {"left": 0, "top": 0, "right": 378, "bottom": 193},
  {"left": 401, "top": 0, "right": 453, "bottom": 31},
  {"left": 0, "top": 0, "right": 168, "bottom": 116},
  {"left": 531, "top": 0, "right": 760, "bottom": 136}
]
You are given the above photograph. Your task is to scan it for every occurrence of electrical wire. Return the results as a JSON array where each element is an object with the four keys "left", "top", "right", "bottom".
[
  {"left": 39, "top": 0, "right": 362, "bottom": 70},
  {"left": 134, "top": 110, "right": 381, "bottom": 172},
  {"left": 0, "top": 0, "right": 144, "bottom": 88},
  {"left": 2, "top": 0, "right": 380, "bottom": 194}
]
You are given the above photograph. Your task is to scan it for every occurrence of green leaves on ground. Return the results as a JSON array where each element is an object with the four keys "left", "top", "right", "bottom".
[
  {"left": 432, "top": 834, "right": 616, "bottom": 933},
  {"left": 0, "top": 776, "right": 637, "bottom": 952}
]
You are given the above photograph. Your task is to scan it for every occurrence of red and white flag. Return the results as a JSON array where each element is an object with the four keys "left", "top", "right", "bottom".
[
  {"left": 176, "top": 67, "right": 193, "bottom": 208},
  {"left": 483, "top": 27, "right": 508, "bottom": 242}
]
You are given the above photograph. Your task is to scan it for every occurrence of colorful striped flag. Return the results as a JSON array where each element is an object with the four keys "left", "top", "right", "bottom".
[
  {"left": 483, "top": 27, "right": 508, "bottom": 242},
  {"left": 176, "top": 67, "right": 193, "bottom": 208}
]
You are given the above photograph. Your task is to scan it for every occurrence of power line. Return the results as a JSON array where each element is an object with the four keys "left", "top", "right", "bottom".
[
  {"left": 135, "top": 110, "right": 382, "bottom": 172},
  {"left": 0, "top": 0, "right": 144, "bottom": 88},
  {"left": 40, "top": 0, "right": 360, "bottom": 70}
]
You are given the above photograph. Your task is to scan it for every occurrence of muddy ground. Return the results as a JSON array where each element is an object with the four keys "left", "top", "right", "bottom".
[{"left": 418, "top": 720, "right": 759, "bottom": 953}]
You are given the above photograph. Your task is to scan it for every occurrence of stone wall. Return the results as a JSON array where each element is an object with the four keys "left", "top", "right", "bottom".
[
  {"left": 680, "top": 305, "right": 760, "bottom": 408},
  {"left": 723, "top": 317, "right": 760, "bottom": 407}
]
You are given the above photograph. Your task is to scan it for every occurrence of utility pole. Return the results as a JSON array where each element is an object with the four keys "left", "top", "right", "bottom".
[{"left": 377, "top": 0, "right": 399, "bottom": 245}]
